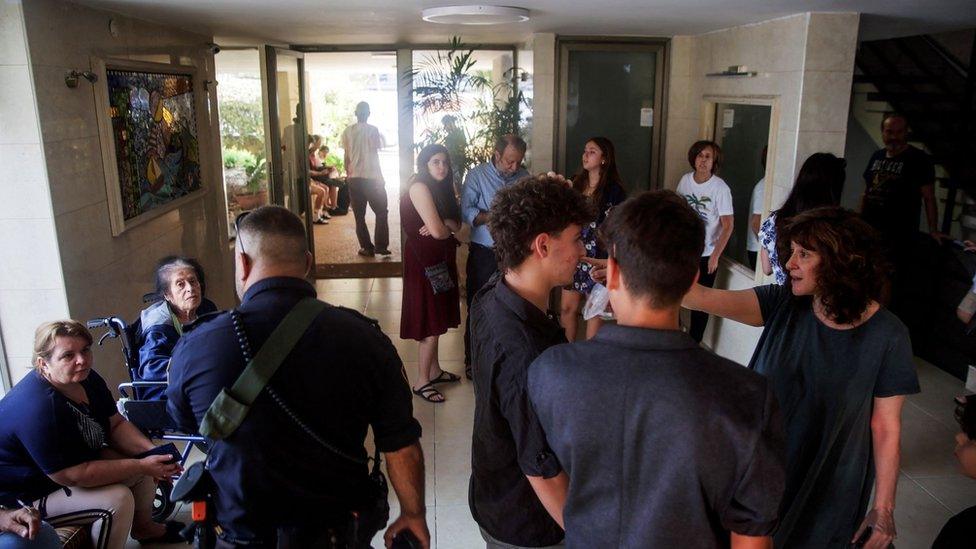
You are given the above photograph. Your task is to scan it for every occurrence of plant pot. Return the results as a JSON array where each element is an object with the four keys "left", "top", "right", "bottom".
[{"left": 235, "top": 190, "right": 268, "bottom": 210}]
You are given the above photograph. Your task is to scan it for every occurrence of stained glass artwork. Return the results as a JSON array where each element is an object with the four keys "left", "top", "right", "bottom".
[{"left": 106, "top": 69, "right": 202, "bottom": 220}]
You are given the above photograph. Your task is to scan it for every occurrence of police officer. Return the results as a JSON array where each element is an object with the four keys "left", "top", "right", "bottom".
[{"left": 167, "top": 205, "right": 429, "bottom": 548}]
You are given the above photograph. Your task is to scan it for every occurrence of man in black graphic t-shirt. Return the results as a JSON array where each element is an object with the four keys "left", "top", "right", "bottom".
[{"left": 861, "top": 113, "right": 941, "bottom": 243}]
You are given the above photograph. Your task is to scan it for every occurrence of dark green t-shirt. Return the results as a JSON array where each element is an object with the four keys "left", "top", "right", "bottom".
[{"left": 750, "top": 284, "right": 920, "bottom": 548}]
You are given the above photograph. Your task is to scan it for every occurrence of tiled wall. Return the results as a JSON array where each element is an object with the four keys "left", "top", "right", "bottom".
[
  {"left": 12, "top": 0, "right": 235, "bottom": 392},
  {"left": 530, "top": 33, "right": 556, "bottom": 173},
  {"left": 662, "top": 12, "right": 859, "bottom": 364},
  {"left": 0, "top": 1, "right": 71, "bottom": 388}
]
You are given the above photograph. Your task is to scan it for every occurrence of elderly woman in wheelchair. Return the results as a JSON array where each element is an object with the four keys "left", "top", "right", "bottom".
[
  {"left": 0, "top": 321, "right": 187, "bottom": 549},
  {"left": 137, "top": 256, "right": 217, "bottom": 400}
]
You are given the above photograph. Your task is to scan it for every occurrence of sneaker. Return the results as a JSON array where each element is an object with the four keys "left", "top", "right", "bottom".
[
  {"left": 358, "top": 248, "right": 375, "bottom": 257},
  {"left": 375, "top": 248, "right": 392, "bottom": 256},
  {"left": 321, "top": 212, "right": 332, "bottom": 220},
  {"left": 314, "top": 216, "right": 329, "bottom": 225}
]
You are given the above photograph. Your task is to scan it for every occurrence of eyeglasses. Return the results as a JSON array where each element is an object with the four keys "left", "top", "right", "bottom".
[{"left": 234, "top": 211, "right": 251, "bottom": 255}]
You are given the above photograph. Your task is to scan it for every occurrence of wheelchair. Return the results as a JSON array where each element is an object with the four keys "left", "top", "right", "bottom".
[{"left": 86, "top": 308, "right": 209, "bottom": 525}]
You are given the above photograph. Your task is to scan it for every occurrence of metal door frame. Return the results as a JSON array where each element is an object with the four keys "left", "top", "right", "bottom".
[
  {"left": 262, "top": 46, "right": 314, "bottom": 253},
  {"left": 555, "top": 37, "right": 668, "bottom": 190}
]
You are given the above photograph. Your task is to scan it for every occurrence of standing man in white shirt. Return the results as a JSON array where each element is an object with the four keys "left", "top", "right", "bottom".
[{"left": 342, "top": 102, "right": 390, "bottom": 257}]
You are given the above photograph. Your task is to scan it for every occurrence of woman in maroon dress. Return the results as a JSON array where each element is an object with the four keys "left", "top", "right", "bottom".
[{"left": 401, "top": 144, "right": 462, "bottom": 403}]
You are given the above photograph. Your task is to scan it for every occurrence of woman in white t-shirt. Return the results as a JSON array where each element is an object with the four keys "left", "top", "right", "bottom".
[{"left": 676, "top": 140, "right": 734, "bottom": 342}]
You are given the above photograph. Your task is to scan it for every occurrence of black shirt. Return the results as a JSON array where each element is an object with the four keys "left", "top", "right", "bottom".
[
  {"left": 167, "top": 277, "right": 421, "bottom": 543},
  {"left": 469, "top": 274, "right": 565, "bottom": 547},
  {"left": 0, "top": 370, "right": 116, "bottom": 506},
  {"left": 528, "top": 325, "right": 786, "bottom": 549},
  {"left": 933, "top": 505, "right": 976, "bottom": 548},
  {"left": 861, "top": 145, "right": 934, "bottom": 241}
]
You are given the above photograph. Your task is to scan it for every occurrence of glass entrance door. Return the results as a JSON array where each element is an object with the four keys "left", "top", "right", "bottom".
[
  {"left": 558, "top": 42, "right": 665, "bottom": 193},
  {"left": 263, "top": 47, "right": 314, "bottom": 252}
]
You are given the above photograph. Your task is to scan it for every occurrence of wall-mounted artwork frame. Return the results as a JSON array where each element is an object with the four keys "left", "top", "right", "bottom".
[{"left": 92, "top": 57, "right": 208, "bottom": 236}]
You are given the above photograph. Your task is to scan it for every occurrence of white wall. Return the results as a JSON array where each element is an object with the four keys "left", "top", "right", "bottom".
[
  {"left": 663, "top": 12, "right": 859, "bottom": 364},
  {"left": 7, "top": 0, "right": 235, "bottom": 392},
  {"left": 0, "top": 1, "right": 71, "bottom": 389}
]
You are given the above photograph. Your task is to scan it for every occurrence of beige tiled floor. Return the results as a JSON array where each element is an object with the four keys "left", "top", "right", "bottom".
[{"left": 136, "top": 276, "right": 974, "bottom": 548}]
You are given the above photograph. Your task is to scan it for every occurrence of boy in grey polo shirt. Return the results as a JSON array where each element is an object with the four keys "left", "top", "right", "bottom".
[{"left": 528, "top": 190, "right": 786, "bottom": 549}]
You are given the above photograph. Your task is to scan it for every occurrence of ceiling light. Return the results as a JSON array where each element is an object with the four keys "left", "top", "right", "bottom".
[{"left": 421, "top": 5, "right": 530, "bottom": 25}]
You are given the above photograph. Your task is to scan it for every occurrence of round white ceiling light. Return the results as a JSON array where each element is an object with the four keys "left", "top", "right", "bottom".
[{"left": 421, "top": 5, "right": 530, "bottom": 25}]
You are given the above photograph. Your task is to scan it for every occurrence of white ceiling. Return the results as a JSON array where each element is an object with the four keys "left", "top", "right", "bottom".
[{"left": 75, "top": 0, "right": 976, "bottom": 45}]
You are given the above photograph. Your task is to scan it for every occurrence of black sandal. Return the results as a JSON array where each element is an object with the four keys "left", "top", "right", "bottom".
[
  {"left": 412, "top": 382, "right": 445, "bottom": 403},
  {"left": 429, "top": 370, "right": 461, "bottom": 385}
]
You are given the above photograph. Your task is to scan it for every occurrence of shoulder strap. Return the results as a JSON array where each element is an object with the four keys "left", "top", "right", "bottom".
[
  {"left": 231, "top": 297, "right": 326, "bottom": 405},
  {"left": 199, "top": 297, "right": 325, "bottom": 439}
]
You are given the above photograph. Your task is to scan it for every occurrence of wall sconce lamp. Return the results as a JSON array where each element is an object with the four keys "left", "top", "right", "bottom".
[
  {"left": 706, "top": 65, "right": 758, "bottom": 78},
  {"left": 65, "top": 70, "right": 98, "bottom": 88}
]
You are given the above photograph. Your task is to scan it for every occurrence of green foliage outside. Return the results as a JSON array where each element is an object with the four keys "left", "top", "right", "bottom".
[
  {"left": 222, "top": 147, "right": 255, "bottom": 169},
  {"left": 219, "top": 100, "right": 265, "bottom": 156},
  {"left": 243, "top": 153, "right": 267, "bottom": 193},
  {"left": 408, "top": 36, "right": 527, "bottom": 172}
]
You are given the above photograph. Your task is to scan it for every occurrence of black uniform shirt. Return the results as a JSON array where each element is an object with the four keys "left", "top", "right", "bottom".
[
  {"left": 469, "top": 274, "right": 565, "bottom": 547},
  {"left": 167, "top": 277, "right": 420, "bottom": 543},
  {"left": 529, "top": 325, "right": 786, "bottom": 549}
]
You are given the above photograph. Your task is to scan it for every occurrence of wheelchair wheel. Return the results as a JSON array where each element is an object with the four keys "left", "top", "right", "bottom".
[{"left": 153, "top": 480, "right": 176, "bottom": 522}]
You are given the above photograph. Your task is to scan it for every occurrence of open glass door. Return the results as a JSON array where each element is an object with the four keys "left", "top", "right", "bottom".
[{"left": 262, "top": 47, "right": 315, "bottom": 256}]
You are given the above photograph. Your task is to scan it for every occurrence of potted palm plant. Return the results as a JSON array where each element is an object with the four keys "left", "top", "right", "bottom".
[
  {"left": 235, "top": 153, "right": 268, "bottom": 210},
  {"left": 407, "top": 36, "right": 527, "bottom": 173}
]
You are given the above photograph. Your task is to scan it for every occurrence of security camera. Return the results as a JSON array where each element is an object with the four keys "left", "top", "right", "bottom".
[{"left": 206, "top": 42, "right": 221, "bottom": 54}]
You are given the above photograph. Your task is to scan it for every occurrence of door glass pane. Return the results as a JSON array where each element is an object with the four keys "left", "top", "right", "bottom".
[
  {"left": 712, "top": 103, "right": 772, "bottom": 269},
  {"left": 412, "top": 48, "right": 522, "bottom": 182},
  {"left": 304, "top": 51, "right": 401, "bottom": 276},
  {"left": 273, "top": 54, "right": 306, "bottom": 216},
  {"left": 215, "top": 49, "right": 268, "bottom": 236},
  {"left": 564, "top": 49, "right": 656, "bottom": 194}
]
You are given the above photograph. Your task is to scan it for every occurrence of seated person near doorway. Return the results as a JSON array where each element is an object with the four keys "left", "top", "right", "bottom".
[
  {"left": 308, "top": 135, "right": 333, "bottom": 224},
  {"left": 0, "top": 321, "right": 185, "bottom": 549},
  {"left": 317, "top": 144, "right": 343, "bottom": 212},
  {"left": 933, "top": 395, "right": 976, "bottom": 548},
  {"left": 138, "top": 255, "right": 217, "bottom": 400}
]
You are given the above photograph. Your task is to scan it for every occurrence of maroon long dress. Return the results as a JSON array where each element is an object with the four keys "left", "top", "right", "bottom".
[{"left": 399, "top": 187, "right": 461, "bottom": 341}]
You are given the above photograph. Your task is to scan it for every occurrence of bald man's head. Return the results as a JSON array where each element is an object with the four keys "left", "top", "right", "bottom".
[{"left": 236, "top": 205, "right": 309, "bottom": 277}]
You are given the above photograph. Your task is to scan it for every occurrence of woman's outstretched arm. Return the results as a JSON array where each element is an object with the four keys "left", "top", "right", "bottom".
[{"left": 683, "top": 284, "right": 764, "bottom": 327}]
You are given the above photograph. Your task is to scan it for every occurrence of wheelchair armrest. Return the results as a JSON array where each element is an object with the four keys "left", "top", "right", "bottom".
[{"left": 118, "top": 381, "right": 168, "bottom": 399}]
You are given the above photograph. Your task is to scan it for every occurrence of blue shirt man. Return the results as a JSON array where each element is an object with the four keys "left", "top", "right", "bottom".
[{"left": 461, "top": 135, "right": 529, "bottom": 372}]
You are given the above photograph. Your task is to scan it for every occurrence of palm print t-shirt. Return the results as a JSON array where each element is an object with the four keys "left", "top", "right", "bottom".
[{"left": 676, "top": 172, "right": 734, "bottom": 257}]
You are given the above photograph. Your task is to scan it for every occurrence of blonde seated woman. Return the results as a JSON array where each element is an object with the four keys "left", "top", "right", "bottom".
[{"left": 0, "top": 321, "right": 184, "bottom": 549}]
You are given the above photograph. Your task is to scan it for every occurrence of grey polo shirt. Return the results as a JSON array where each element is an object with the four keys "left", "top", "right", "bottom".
[{"left": 528, "top": 324, "right": 786, "bottom": 548}]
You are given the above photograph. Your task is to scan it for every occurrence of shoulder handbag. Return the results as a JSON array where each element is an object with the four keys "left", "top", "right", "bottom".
[
  {"left": 405, "top": 236, "right": 456, "bottom": 295},
  {"left": 219, "top": 300, "right": 390, "bottom": 544}
]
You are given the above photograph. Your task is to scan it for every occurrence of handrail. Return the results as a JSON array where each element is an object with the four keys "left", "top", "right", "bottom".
[{"left": 920, "top": 35, "right": 969, "bottom": 79}]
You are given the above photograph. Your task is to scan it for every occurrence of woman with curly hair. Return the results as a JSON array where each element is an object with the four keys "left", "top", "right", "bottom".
[{"left": 683, "top": 206, "right": 919, "bottom": 549}]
